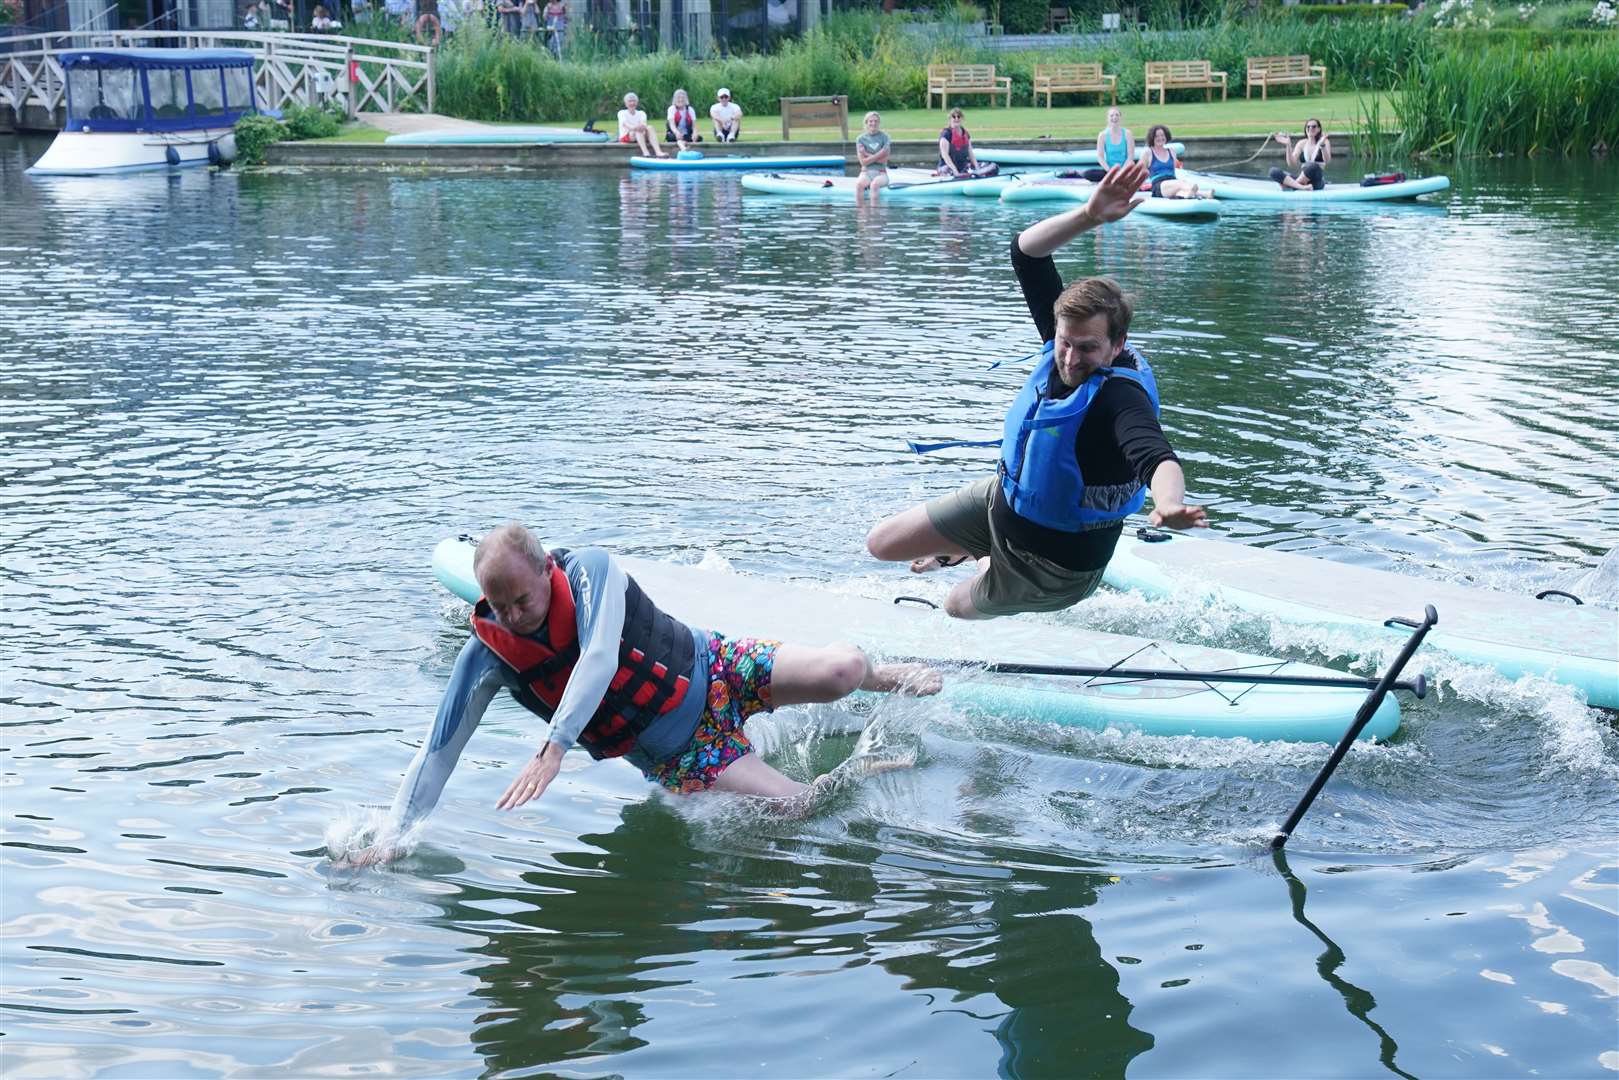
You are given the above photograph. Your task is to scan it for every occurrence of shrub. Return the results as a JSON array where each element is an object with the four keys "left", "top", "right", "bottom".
[
  {"left": 233, "top": 113, "right": 289, "bottom": 164},
  {"left": 283, "top": 102, "right": 343, "bottom": 139}
]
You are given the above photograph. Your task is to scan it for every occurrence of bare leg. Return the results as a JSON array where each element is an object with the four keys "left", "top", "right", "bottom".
[
  {"left": 866, "top": 504, "right": 970, "bottom": 573},
  {"left": 712, "top": 751, "right": 810, "bottom": 797},
  {"left": 770, "top": 643, "right": 941, "bottom": 705},
  {"left": 854, "top": 173, "right": 870, "bottom": 204},
  {"left": 944, "top": 564, "right": 994, "bottom": 620},
  {"left": 1282, "top": 174, "right": 1310, "bottom": 190},
  {"left": 870, "top": 172, "right": 889, "bottom": 203}
]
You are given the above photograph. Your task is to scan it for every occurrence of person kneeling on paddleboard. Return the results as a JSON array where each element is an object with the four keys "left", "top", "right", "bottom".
[
  {"left": 866, "top": 159, "right": 1208, "bottom": 620},
  {"left": 345, "top": 524, "right": 940, "bottom": 865}
]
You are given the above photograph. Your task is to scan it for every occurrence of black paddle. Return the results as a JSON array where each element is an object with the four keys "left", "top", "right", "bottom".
[{"left": 1271, "top": 605, "right": 1439, "bottom": 850}]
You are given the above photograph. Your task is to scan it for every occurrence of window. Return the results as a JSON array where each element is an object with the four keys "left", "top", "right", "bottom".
[
  {"left": 223, "top": 66, "right": 254, "bottom": 112},
  {"left": 147, "top": 67, "right": 191, "bottom": 120},
  {"left": 192, "top": 68, "right": 228, "bottom": 117},
  {"left": 67, "top": 66, "right": 138, "bottom": 123}
]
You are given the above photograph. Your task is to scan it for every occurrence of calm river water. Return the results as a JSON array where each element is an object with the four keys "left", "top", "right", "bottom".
[{"left": 2, "top": 137, "right": 1616, "bottom": 1078}]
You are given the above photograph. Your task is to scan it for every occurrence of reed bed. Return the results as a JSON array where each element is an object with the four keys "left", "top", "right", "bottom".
[{"left": 1394, "top": 33, "right": 1619, "bottom": 155}]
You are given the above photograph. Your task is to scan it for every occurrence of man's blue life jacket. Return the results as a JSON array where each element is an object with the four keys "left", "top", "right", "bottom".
[{"left": 997, "top": 339, "right": 1160, "bottom": 532}]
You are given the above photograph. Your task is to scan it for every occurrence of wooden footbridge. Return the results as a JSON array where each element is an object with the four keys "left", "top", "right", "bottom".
[{"left": 1, "top": 27, "right": 434, "bottom": 129}]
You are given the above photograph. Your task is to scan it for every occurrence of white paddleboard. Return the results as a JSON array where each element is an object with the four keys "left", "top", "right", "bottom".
[
  {"left": 1104, "top": 528, "right": 1617, "bottom": 708},
  {"left": 432, "top": 537, "right": 1401, "bottom": 742}
]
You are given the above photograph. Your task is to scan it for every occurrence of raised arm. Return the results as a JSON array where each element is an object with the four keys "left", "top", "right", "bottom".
[
  {"left": 495, "top": 549, "right": 627, "bottom": 811},
  {"left": 1015, "top": 159, "right": 1148, "bottom": 258}
]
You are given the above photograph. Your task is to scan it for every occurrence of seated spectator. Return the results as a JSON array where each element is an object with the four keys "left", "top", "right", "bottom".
[
  {"left": 710, "top": 87, "right": 742, "bottom": 142},
  {"left": 618, "top": 92, "right": 666, "bottom": 158},
  {"left": 665, "top": 88, "right": 703, "bottom": 152},
  {"left": 310, "top": 3, "right": 342, "bottom": 28},
  {"left": 937, "top": 107, "right": 981, "bottom": 178}
]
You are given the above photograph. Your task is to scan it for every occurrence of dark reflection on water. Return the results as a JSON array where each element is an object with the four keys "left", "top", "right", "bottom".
[{"left": 2, "top": 140, "right": 1616, "bottom": 1078}]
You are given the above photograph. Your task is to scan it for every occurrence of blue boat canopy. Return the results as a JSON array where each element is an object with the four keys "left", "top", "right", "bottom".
[{"left": 63, "top": 48, "right": 260, "bottom": 134}]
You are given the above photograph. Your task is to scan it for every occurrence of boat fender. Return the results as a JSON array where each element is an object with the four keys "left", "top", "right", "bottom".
[
  {"left": 1361, "top": 171, "right": 1407, "bottom": 187},
  {"left": 208, "top": 140, "right": 222, "bottom": 166},
  {"left": 165, "top": 145, "right": 181, "bottom": 166},
  {"left": 215, "top": 133, "right": 238, "bottom": 165}
]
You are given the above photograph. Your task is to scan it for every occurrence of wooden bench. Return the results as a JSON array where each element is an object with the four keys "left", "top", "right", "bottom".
[
  {"left": 1033, "top": 62, "right": 1116, "bottom": 107},
  {"left": 779, "top": 95, "right": 848, "bottom": 141},
  {"left": 1143, "top": 59, "right": 1228, "bottom": 105},
  {"left": 926, "top": 64, "right": 1012, "bottom": 109},
  {"left": 1245, "top": 54, "right": 1327, "bottom": 99}
]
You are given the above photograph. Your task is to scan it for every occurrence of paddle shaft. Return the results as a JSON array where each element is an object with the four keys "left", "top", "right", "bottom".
[
  {"left": 1271, "top": 605, "right": 1439, "bottom": 850},
  {"left": 981, "top": 661, "right": 1426, "bottom": 698}
]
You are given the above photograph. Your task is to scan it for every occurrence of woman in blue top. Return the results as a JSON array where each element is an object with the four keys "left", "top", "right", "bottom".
[
  {"left": 1094, "top": 107, "right": 1135, "bottom": 169},
  {"left": 1142, "top": 124, "right": 1203, "bottom": 200}
]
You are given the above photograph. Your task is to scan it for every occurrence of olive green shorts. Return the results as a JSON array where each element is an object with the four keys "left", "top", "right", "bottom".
[{"left": 923, "top": 475, "right": 1107, "bottom": 618}]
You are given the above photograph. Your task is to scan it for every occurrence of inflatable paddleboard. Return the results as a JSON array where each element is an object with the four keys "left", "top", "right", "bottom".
[
  {"left": 1177, "top": 169, "right": 1450, "bottom": 204},
  {"left": 632, "top": 153, "right": 845, "bottom": 170},
  {"left": 741, "top": 169, "right": 1008, "bottom": 201},
  {"left": 978, "top": 142, "right": 1184, "bottom": 167},
  {"left": 384, "top": 127, "right": 610, "bottom": 145},
  {"left": 1105, "top": 528, "right": 1618, "bottom": 708},
  {"left": 433, "top": 536, "right": 1400, "bottom": 742},
  {"left": 1000, "top": 175, "right": 1220, "bottom": 220}
]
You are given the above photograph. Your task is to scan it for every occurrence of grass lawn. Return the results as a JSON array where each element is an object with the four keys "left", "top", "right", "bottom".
[{"left": 314, "top": 89, "right": 1393, "bottom": 144}]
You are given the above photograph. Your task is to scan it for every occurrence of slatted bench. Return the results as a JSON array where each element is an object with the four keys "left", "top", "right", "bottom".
[
  {"left": 1143, "top": 59, "right": 1228, "bottom": 105},
  {"left": 1245, "top": 54, "right": 1328, "bottom": 99},
  {"left": 1033, "top": 62, "right": 1117, "bottom": 107},
  {"left": 926, "top": 64, "right": 1013, "bottom": 109}
]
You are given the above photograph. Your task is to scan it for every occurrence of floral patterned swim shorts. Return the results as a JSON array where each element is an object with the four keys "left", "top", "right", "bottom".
[{"left": 645, "top": 633, "right": 778, "bottom": 794}]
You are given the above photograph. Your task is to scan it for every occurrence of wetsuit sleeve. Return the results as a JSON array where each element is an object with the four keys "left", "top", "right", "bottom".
[
  {"left": 1108, "top": 381, "right": 1179, "bottom": 487},
  {"left": 385, "top": 636, "right": 506, "bottom": 834},
  {"left": 1010, "top": 234, "right": 1064, "bottom": 344},
  {"left": 543, "top": 548, "right": 627, "bottom": 754}
]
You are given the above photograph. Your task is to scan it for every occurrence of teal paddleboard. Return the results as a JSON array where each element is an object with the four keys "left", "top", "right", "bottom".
[
  {"left": 978, "top": 142, "right": 1184, "bottom": 166},
  {"left": 1177, "top": 169, "right": 1450, "bottom": 204},
  {"left": 999, "top": 175, "right": 1220, "bottom": 220},
  {"left": 433, "top": 536, "right": 1401, "bottom": 742},
  {"left": 1105, "top": 528, "right": 1617, "bottom": 708}
]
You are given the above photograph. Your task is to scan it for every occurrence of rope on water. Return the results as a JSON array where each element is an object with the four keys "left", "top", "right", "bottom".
[{"left": 1197, "top": 134, "right": 1276, "bottom": 170}]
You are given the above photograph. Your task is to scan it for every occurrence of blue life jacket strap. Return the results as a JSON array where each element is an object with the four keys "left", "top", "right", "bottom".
[{"left": 907, "top": 437, "right": 1005, "bottom": 454}]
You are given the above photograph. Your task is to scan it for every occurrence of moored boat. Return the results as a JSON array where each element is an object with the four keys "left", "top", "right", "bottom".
[{"left": 28, "top": 48, "right": 261, "bottom": 177}]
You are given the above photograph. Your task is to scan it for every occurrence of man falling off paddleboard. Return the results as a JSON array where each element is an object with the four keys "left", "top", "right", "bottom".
[
  {"left": 343, "top": 525, "right": 940, "bottom": 866},
  {"left": 867, "top": 160, "right": 1208, "bottom": 620}
]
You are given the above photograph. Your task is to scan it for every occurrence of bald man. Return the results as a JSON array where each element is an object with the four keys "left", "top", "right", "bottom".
[{"left": 348, "top": 525, "right": 939, "bottom": 864}]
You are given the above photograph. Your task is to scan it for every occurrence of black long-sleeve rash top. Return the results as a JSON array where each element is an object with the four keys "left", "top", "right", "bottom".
[{"left": 992, "top": 235, "right": 1180, "bottom": 572}]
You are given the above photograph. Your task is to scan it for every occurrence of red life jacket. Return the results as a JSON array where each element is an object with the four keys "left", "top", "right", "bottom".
[{"left": 470, "top": 553, "right": 695, "bottom": 759}]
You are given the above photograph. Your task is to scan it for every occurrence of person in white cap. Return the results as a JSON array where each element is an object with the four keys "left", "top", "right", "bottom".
[
  {"left": 343, "top": 524, "right": 940, "bottom": 866},
  {"left": 710, "top": 87, "right": 742, "bottom": 142}
]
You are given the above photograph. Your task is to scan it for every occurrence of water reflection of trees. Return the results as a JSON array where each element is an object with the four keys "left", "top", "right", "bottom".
[{"left": 423, "top": 803, "right": 1152, "bottom": 1076}]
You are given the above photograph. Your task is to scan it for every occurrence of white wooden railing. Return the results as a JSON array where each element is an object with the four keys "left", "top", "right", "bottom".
[{"left": 0, "top": 28, "right": 434, "bottom": 124}]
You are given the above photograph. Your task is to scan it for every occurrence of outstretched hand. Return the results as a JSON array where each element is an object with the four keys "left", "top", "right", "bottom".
[
  {"left": 496, "top": 742, "right": 564, "bottom": 811},
  {"left": 1085, "top": 159, "right": 1150, "bottom": 224},
  {"left": 1149, "top": 502, "right": 1210, "bottom": 530}
]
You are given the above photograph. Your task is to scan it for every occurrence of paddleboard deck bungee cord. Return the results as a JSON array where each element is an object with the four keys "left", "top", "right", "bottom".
[{"left": 1105, "top": 527, "right": 1618, "bottom": 708}]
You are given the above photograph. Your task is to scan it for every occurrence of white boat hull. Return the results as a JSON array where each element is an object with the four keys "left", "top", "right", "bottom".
[{"left": 28, "top": 129, "right": 237, "bottom": 177}]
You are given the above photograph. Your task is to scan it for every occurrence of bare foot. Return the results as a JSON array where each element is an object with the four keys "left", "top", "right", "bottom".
[
  {"left": 866, "top": 662, "right": 944, "bottom": 696},
  {"left": 909, "top": 553, "right": 968, "bottom": 574}
]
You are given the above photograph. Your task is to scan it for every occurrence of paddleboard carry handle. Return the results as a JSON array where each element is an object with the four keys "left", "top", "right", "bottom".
[
  {"left": 1534, "top": 588, "right": 1583, "bottom": 606},
  {"left": 1136, "top": 525, "right": 1173, "bottom": 543},
  {"left": 893, "top": 596, "right": 939, "bottom": 609},
  {"left": 1272, "top": 603, "right": 1438, "bottom": 851}
]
